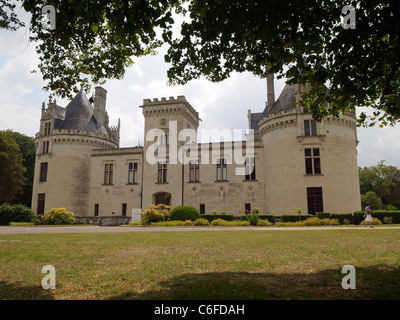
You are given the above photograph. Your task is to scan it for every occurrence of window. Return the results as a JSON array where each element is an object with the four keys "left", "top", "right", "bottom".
[
  {"left": 305, "top": 148, "right": 321, "bottom": 175},
  {"left": 128, "top": 162, "right": 138, "bottom": 184},
  {"left": 245, "top": 203, "right": 251, "bottom": 214},
  {"left": 104, "top": 163, "right": 113, "bottom": 185},
  {"left": 189, "top": 160, "right": 200, "bottom": 182},
  {"left": 304, "top": 120, "right": 317, "bottom": 136},
  {"left": 40, "top": 162, "right": 48, "bottom": 182},
  {"left": 37, "top": 193, "right": 45, "bottom": 215},
  {"left": 159, "top": 133, "right": 168, "bottom": 146},
  {"left": 307, "top": 187, "right": 324, "bottom": 214},
  {"left": 44, "top": 122, "right": 51, "bottom": 136},
  {"left": 245, "top": 157, "right": 256, "bottom": 181},
  {"left": 42, "top": 141, "right": 49, "bottom": 154},
  {"left": 158, "top": 161, "right": 167, "bottom": 183},
  {"left": 200, "top": 204, "right": 205, "bottom": 215},
  {"left": 122, "top": 203, "right": 127, "bottom": 216},
  {"left": 216, "top": 158, "right": 227, "bottom": 181},
  {"left": 94, "top": 204, "right": 99, "bottom": 216}
]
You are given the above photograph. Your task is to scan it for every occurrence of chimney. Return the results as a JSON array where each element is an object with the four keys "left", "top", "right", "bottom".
[
  {"left": 267, "top": 74, "right": 275, "bottom": 112},
  {"left": 93, "top": 86, "right": 107, "bottom": 126}
]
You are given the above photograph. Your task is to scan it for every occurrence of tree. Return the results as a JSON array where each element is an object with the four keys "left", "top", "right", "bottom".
[
  {"left": 3, "top": 1, "right": 400, "bottom": 127},
  {"left": 10, "top": 131, "right": 36, "bottom": 207},
  {"left": 0, "top": 131, "right": 26, "bottom": 204},
  {"left": 359, "top": 161, "right": 400, "bottom": 209},
  {"left": 361, "top": 191, "right": 383, "bottom": 210}
]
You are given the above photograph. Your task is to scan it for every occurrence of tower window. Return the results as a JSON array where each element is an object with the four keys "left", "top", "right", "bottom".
[
  {"left": 37, "top": 193, "right": 45, "bottom": 215},
  {"left": 40, "top": 162, "right": 48, "bottom": 182},
  {"left": 304, "top": 120, "right": 317, "bottom": 136},
  {"left": 305, "top": 148, "right": 321, "bottom": 175},
  {"left": 158, "top": 161, "right": 167, "bottom": 183},
  {"left": 104, "top": 163, "right": 113, "bottom": 185},
  {"left": 216, "top": 158, "right": 227, "bottom": 181},
  {"left": 42, "top": 141, "right": 49, "bottom": 154},
  {"left": 44, "top": 122, "right": 51, "bottom": 136}
]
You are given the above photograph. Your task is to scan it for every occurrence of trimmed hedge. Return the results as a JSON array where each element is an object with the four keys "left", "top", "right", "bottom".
[
  {"left": 316, "top": 212, "right": 331, "bottom": 219},
  {"left": 0, "top": 203, "right": 35, "bottom": 226},
  {"left": 354, "top": 210, "right": 400, "bottom": 224},
  {"left": 281, "top": 214, "right": 313, "bottom": 222},
  {"left": 171, "top": 206, "right": 200, "bottom": 221},
  {"left": 201, "top": 214, "right": 234, "bottom": 222},
  {"left": 330, "top": 213, "right": 354, "bottom": 225}
]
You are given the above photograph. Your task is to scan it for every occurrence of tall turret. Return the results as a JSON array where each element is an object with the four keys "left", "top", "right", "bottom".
[
  {"left": 255, "top": 78, "right": 361, "bottom": 215},
  {"left": 31, "top": 90, "right": 119, "bottom": 216}
]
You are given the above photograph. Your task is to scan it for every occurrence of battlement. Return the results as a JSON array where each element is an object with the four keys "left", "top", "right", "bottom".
[
  {"left": 141, "top": 95, "right": 200, "bottom": 121},
  {"left": 35, "top": 128, "right": 119, "bottom": 146}
]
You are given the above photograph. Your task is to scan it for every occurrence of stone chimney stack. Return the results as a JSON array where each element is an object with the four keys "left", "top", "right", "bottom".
[
  {"left": 267, "top": 74, "right": 275, "bottom": 112},
  {"left": 93, "top": 86, "right": 107, "bottom": 126}
]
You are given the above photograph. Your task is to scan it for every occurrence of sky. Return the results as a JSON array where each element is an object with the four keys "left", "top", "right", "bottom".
[{"left": 1, "top": 6, "right": 399, "bottom": 169}]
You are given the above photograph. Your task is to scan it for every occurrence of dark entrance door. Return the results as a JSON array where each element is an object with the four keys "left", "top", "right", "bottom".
[
  {"left": 307, "top": 187, "right": 323, "bottom": 214},
  {"left": 154, "top": 192, "right": 171, "bottom": 206}
]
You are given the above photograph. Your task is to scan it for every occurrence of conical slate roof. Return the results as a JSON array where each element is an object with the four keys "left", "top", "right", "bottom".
[
  {"left": 260, "top": 84, "right": 296, "bottom": 119},
  {"left": 55, "top": 90, "right": 108, "bottom": 135},
  {"left": 57, "top": 90, "right": 93, "bottom": 131}
]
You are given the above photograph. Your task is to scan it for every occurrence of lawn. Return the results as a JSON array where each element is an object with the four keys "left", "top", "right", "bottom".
[{"left": 0, "top": 229, "right": 399, "bottom": 300}]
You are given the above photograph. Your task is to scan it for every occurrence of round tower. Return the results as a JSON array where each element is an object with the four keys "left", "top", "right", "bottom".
[
  {"left": 31, "top": 89, "right": 119, "bottom": 216},
  {"left": 257, "top": 82, "right": 361, "bottom": 215}
]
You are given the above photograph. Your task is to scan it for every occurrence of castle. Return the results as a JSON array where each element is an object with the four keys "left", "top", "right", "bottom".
[{"left": 31, "top": 77, "right": 361, "bottom": 218}]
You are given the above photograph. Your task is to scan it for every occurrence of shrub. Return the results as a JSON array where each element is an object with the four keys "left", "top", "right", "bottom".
[
  {"left": 194, "top": 218, "right": 210, "bottom": 226},
  {"left": 201, "top": 214, "right": 234, "bottom": 222},
  {"left": 257, "top": 219, "right": 272, "bottom": 226},
  {"left": 211, "top": 219, "right": 229, "bottom": 226},
  {"left": 343, "top": 219, "right": 351, "bottom": 225},
  {"left": 9, "top": 222, "right": 35, "bottom": 227},
  {"left": 383, "top": 216, "right": 393, "bottom": 224},
  {"left": 316, "top": 212, "right": 331, "bottom": 219},
  {"left": 43, "top": 208, "right": 76, "bottom": 225},
  {"left": 140, "top": 204, "right": 171, "bottom": 224},
  {"left": 244, "top": 211, "right": 259, "bottom": 226},
  {"left": 359, "top": 218, "right": 382, "bottom": 225},
  {"left": 183, "top": 220, "right": 194, "bottom": 226},
  {"left": 258, "top": 214, "right": 275, "bottom": 223},
  {"left": 330, "top": 213, "right": 354, "bottom": 225},
  {"left": 354, "top": 210, "right": 400, "bottom": 224},
  {"left": 281, "top": 214, "right": 313, "bottom": 222},
  {"left": 0, "top": 203, "right": 35, "bottom": 226},
  {"left": 170, "top": 206, "right": 200, "bottom": 221}
]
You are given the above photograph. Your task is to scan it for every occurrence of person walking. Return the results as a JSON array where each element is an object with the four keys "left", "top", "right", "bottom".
[{"left": 364, "top": 203, "right": 374, "bottom": 228}]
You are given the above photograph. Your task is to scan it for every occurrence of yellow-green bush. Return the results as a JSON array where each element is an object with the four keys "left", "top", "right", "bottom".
[
  {"left": 43, "top": 208, "right": 76, "bottom": 225},
  {"left": 211, "top": 219, "right": 229, "bottom": 226},
  {"left": 140, "top": 204, "right": 171, "bottom": 224},
  {"left": 359, "top": 218, "right": 382, "bottom": 225},
  {"left": 257, "top": 219, "right": 272, "bottom": 226},
  {"left": 194, "top": 218, "right": 210, "bottom": 226}
]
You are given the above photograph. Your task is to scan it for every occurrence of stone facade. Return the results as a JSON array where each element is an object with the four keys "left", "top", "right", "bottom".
[{"left": 31, "top": 81, "right": 361, "bottom": 218}]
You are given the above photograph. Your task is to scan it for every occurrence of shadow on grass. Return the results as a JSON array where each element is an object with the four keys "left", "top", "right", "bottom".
[
  {"left": 0, "top": 280, "right": 55, "bottom": 300},
  {"left": 109, "top": 266, "right": 400, "bottom": 300}
]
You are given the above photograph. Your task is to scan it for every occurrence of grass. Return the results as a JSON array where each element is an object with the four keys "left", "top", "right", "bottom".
[{"left": 0, "top": 229, "right": 399, "bottom": 300}]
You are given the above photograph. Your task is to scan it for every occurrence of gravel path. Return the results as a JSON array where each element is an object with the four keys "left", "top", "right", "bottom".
[{"left": 1, "top": 225, "right": 400, "bottom": 235}]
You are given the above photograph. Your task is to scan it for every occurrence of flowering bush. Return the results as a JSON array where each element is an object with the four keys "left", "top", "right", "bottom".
[
  {"left": 140, "top": 204, "right": 171, "bottom": 224},
  {"left": 43, "top": 208, "right": 76, "bottom": 225},
  {"left": 360, "top": 218, "right": 382, "bottom": 225},
  {"left": 194, "top": 218, "right": 210, "bottom": 226},
  {"left": 257, "top": 219, "right": 272, "bottom": 226}
]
